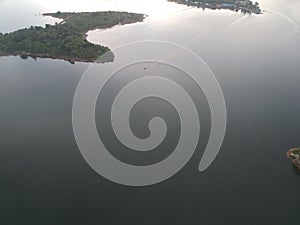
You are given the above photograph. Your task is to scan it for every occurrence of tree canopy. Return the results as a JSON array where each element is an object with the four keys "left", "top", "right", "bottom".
[{"left": 0, "top": 11, "right": 144, "bottom": 63}]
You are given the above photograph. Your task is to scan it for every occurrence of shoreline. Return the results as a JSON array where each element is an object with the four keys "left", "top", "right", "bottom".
[
  {"left": 0, "top": 51, "right": 113, "bottom": 64},
  {"left": 286, "top": 149, "right": 300, "bottom": 170}
]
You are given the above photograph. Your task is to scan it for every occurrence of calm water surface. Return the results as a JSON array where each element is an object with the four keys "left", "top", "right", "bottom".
[{"left": 0, "top": 0, "right": 300, "bottom": 224}]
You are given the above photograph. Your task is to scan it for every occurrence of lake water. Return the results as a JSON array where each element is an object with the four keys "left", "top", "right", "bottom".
[{"left": 1, "top": 0, "right": 300, "bottom": 224}]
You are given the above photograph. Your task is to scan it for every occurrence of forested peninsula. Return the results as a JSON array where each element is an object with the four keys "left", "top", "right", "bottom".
[{"left": 0, "top": 11, "right": 145, "bottom": 63}]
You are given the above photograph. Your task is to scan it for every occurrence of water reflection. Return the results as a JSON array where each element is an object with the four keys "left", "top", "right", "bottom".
[
  {"left": 0, "top": 0, "right": 187, "bottom": 33},
  {"left": 0, "top": 0, "right": 300, "bottom": 224},
  {"left": 293, "top": 166, "right": 300, "bottom": 176}
]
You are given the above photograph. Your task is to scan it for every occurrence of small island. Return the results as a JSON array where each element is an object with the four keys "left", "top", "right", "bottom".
[
  {"left": 169, "top": 0, "right": 262, "bottom": 14},
  {"left": 0, "top": 11, "right": 145, "bottom": 63},
  {"left": 287, "top": 148, "right": 300, "bottom": 170}
]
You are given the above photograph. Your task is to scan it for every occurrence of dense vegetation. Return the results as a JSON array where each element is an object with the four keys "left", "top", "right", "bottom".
[
  {"left": 292, "top": 148, "right": 300, "bottom": 155},
  {"left": 0, "top": 11, "right": 144, "bottom": 63}
]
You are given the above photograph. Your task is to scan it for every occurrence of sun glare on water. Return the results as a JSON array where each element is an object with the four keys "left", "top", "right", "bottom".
[{"left": 35, "top": 0, "right": 187, "bottom": 17}]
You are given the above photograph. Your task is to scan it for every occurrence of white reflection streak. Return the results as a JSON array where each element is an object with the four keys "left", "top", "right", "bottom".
[
  {"left": 266, "top": 8, "right": 297, "bottom": 27},
  {"left": 266, "top": 8, "right": 299, "bottom": 38},
  {"left": 150, "top": 14, "right": 250, "bottom": 67},
  {"left": 207, "top": 15, "right": 250, "bottom": 47}
]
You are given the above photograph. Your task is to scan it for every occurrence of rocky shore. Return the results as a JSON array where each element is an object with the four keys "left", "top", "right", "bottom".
[{"left": 287, "top": 148, "right": 300, "bottom": 170}]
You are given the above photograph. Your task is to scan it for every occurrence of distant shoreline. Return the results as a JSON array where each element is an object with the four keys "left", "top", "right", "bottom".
[{"left": 169, "top": 0, "right": 262, "bottom": 14}]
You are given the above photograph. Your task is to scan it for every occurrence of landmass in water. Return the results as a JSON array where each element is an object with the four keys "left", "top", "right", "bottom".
[
  {"left": 169, "top": 0, "right": 262, "bottom": 14},
  {"left": 287, "top": 148, "right": 300, "bottom": 170},
  {"left": 0, "top": 11, "right": 145, "bottom": 63}
]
